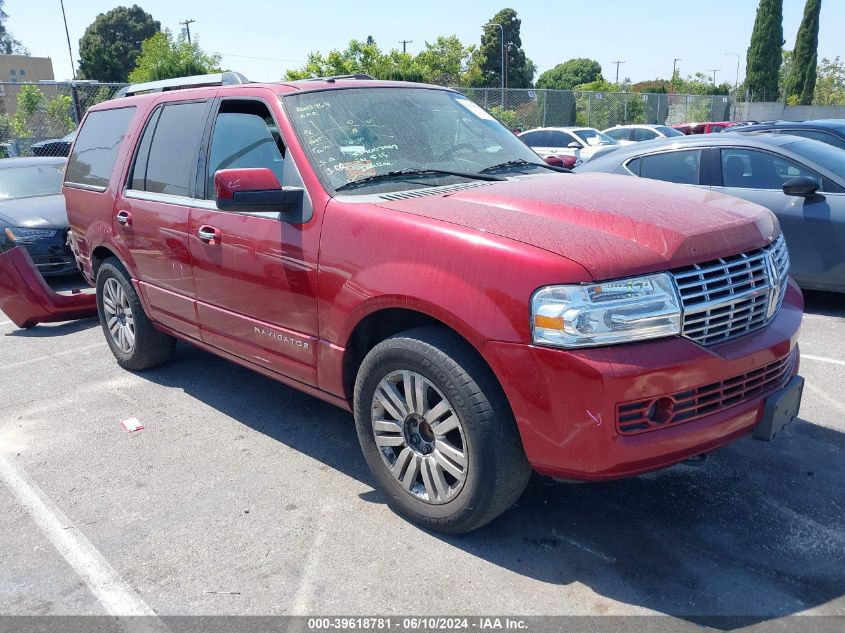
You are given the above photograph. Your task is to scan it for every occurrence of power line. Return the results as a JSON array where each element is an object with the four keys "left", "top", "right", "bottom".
[
  {"left": 179, "top": 18, "right": 196, "bottom": 44},
  {"left": 399, "top": 39, "right": 413, "bottom": 53}
]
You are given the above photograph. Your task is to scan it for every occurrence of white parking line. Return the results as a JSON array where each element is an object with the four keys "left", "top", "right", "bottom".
[
  {"left": 290, "top": 502, "right": 333, "bottom": 615},
  {"left": 802, "top": 354, "right": 845, "bottom": 368},
  {"left": 0, "top": 319, "right": 12, "bottom": 326},
  {"left": 0, "top": 455, "right": 161, "bottom": 619},
  {"left": 0, "top": 342, "right": 106, "bottom": 371}
]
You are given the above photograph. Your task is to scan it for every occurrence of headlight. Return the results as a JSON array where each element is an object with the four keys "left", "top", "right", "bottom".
[
  {"left": 531, "top": 273, "right": 681, "bottom": 348},
  {"left": 4, "top": 227, "right": 58, "bottom": 243}
]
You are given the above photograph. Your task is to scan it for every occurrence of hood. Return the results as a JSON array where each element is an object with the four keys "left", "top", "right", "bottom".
[
  {"left": 373, "top": 173, "right": 777, "bottom": 280},
  {"left": 0, "top": 194, "right": 69, "bottom": 230}
]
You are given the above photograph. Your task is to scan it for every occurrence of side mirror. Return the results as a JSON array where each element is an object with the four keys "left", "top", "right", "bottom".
[
  {"left": 544, "top": 155, "right": 565, "bottom": 167},
  {"left": 214, "top": 168, "right": 304, "bottom": 213},
  {"left": 782, "top": 176, "right": 820, "bottom": 199},
  {"left": 567, "top": 142, "right": 582, "bottom": 150}
]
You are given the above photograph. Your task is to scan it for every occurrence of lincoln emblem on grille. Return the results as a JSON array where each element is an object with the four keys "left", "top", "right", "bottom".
[{"left": 764, "top": 252, "right": 781, "bottom": 319}]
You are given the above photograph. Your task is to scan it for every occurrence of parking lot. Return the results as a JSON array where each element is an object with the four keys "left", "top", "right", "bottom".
[{"left": 1, "top": 289, "right": 844, "bottom": 629}]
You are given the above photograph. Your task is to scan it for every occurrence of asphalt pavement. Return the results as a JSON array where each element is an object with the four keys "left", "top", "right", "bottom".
[{"left": 1, "top": 287, "right": 843, "bottom": 631}]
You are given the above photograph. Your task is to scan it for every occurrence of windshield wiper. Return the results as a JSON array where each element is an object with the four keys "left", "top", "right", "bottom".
[
  {"left": 335, "top": 167, "right": 504, "bottom": 192},
  {"left": 479, "top": 159, "right": 570, "bottom": 174}
]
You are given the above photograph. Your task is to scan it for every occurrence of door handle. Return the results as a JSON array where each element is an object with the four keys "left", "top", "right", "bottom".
[
  {"left": 116, "top": 209, "right": 132, "bottom": 226},
  {"left": 198, "top": 225, "right": 222, "bottom": 246}
]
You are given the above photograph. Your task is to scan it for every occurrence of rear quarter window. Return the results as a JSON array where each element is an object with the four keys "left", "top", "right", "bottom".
[{"left": 65, "top": 107, "right": 136, "bottom": 191}]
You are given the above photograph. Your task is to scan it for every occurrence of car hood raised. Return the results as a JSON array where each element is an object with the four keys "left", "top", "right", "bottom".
[
  {"left": 373, "top": 173, "right": 777, "bottom": 280},
  {"left": 0, "top": 194, "right": 68, "bottom": 230}
]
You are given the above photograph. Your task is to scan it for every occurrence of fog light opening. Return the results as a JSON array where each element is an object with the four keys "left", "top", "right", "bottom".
[{"left": 647, "top": 397, "right": 675, "bottom": 425}]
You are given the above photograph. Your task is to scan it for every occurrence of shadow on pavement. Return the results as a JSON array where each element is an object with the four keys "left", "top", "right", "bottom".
[
  {"left": 140, "top": 344, "right": 845, "bottom": 629},
  {"left": 802, "top": 290, "right": 844, "bottom": 318},
  {"left": 5, "top": 317, "right": 99, "bottom": 338}
]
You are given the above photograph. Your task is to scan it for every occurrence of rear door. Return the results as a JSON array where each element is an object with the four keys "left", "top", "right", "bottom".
[
  {"left": 710, "top": 146, "right": 845, "bottom": 290},
  {"left": 118, "top": 99, "right": 213, "bottom": 339},
  {"left": 187, "top": 95, "right": 320, "bottom": 384}
]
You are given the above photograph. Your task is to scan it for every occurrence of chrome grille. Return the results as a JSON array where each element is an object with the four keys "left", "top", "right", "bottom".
[{"left": 672, "top": 235, "right": 790, "bottom": 345}]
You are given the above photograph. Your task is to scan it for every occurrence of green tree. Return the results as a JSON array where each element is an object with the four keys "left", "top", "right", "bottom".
[
  {"left": 536, "top": 59, "right": 602, "bottom": 91},
  {"left": 128, "top": 30, "right": 221, "bottom": 83},
  {"left": 284, "top": 39, "right": 391, "bottom": 80},
  {"left": 745, "top": 0, "right": 784, "bottom": 101},
  {"left": 813, "top": 56, "right": 845, "bottom": 105},
  {"left": 477, "top": 8, "right": 535, "bottom": 88},
  {"left": 78, "top": 5, "right": 160, "bottom": 82},
  {"left": 45, "top": 96, "right": 76, "bottom": 135},
  {"left": 10, "top": 84, "right": 43, "bottom": 137},
  {"left": 415, "top": 36, "right": 476, "bottom": 85},
  {"left": 0, "top": 113, "right": 10, "bottom": 141},
  {"left": 783, "top": 0, "right": 822, "bottom": 105},
  {"left": 284, "top": 37, "right": 478, "bottom": 84},
  {"left": 0, "top": 0, "right": 27, "bottom": 54}
]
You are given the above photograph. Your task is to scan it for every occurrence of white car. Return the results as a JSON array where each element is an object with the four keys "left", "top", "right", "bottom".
[
  {"left": 518, "top": 126, "right": 620, "bottom": 162},
  {"left": 602, "top": 124, "right": 685, "bottom": 145}
]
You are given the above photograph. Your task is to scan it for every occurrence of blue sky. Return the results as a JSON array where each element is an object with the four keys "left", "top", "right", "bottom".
[{"left": 6, "top": 0, "right": 843, "bottom": 84}]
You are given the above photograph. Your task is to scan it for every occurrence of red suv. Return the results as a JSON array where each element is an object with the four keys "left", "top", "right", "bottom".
[{"left": 61, "top": 74, "right": 804, "bottom": 533}]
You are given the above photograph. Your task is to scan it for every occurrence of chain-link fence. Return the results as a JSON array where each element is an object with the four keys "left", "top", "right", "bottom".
[
  {"left": 0, "top": 81, "right": 737, "bottom": 158},
  {"left": 0, "top": 81, "right": 126, "bottom": 157},
  {"left": 451, "top": 87, "right": 734, "bottom": 131}
]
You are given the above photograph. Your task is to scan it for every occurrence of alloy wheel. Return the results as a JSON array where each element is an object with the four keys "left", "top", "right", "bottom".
[
  {"left": 102, "top": 277, "right": 135, "bottom": 354},
  {"left": 371, "top": 370, "right": 468, "bottom": 504}
]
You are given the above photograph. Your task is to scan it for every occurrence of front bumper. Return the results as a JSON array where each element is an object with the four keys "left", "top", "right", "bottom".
[
  {"left": 483, "top": 279, "right": 803, "bottom": 481},
  {"left": 0, "top": 246, "right": 96, "bottom": 328}
]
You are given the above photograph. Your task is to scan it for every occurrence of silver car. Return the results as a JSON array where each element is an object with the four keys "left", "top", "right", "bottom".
[{"left": 576, "top": 133, "right": 845, "bottom": 293}]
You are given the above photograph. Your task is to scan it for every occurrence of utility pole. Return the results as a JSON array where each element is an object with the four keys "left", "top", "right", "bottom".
[
  {"left": 505, "top": 41, "right": 515, "bottom": 91},
  {"left": 724, "top": 53, "right": 741, "bottom": 119},
  {"left": 179, "top": 18, "right": 196, "bottom": 43},
  {"left": 672, "top": 58, "right": 681, "bottom": 93},
  {"left": 399, "top": 39, "right": 413, "bottom": 54},
  {"left": 59, "top": 0, "right": 82, "bottom": 123},
  {"left": 708, "top": 68, "right": 721, "bottom": 84},
  {"left": 612, "top": 60, "right": 626, "bottom": 86}
]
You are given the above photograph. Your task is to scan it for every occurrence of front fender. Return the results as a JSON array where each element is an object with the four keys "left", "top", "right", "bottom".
[{"left": 0, "top": 247, "right": 96, "bottom": 328}]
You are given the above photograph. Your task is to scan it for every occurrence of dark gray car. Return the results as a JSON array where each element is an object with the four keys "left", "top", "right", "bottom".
[
  {"left": 576, "top": 133, "right": 845, "bottom": 293},
  {"left": 0, "top": 157, "right": 77, "bottom": 276}
]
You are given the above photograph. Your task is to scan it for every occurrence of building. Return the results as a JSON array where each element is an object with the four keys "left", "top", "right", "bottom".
[{"left": 0, "top": 55, "right": 56, "bottom": 116}]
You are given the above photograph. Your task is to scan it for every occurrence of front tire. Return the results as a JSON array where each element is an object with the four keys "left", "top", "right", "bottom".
[
  {"left": 353, "top": 327, "right": 531, "bottom": 534},
  {"left": 96, "top": 258, "right": 175, "bottom": 371}
]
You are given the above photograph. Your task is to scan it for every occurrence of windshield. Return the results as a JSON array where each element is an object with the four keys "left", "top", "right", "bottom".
[
  {"left": 573, "top": 128, "right": 619, "bottom": 147},
  {"left": 785, "top": 139, "right": 845, "bottom": 181},
  {"left": 0, "top": 163, "right": 64, "bottom": 199},
  {"left": 284, "top": 87, "right": 546, "bottom": 194},
  {"left": 655, "top": 125, "right": 684, "bottom": 137}
]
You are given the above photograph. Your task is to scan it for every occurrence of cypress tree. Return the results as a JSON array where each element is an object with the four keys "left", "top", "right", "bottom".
[
  {"left": 745, "top": 0, "right": 784, "bottom": 101},
  {"left": 783, "top": 0, "right": 822, "bottom": 105}
]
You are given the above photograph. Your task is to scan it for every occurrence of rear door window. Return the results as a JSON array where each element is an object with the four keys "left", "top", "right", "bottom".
[
  {"left": 65, "top": 107, "right": 136, "bottom": 190},
  {"left": 131, "top": 101, "right": 210, "bottom": 197},
  {"left": 632, "top": 128, "right": 658, "bottom": 141},
  {"left": 720, "top": 148, "right": 821, "bottom": 189},
  {"left": 639, "top": 149, "right": 703, "bottom": 185},
  {"left": 521, "top": 131, "right": 548, "bottom": 147},
  {"left": 780, "top": 129, "right": 845, "bottom": 149}
]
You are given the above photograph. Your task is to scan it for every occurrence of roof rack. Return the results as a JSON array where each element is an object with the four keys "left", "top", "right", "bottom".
[
  {"left": 116, "top": 72, "right": 250, "bottom": 98},
  {"left": 300, "top": 74, "right": 374, "bottom": 83}
]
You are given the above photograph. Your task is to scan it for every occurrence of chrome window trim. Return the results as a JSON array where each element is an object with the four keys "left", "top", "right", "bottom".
[{"left": 64, "top": 182, "right": 108, "bottom": 193}]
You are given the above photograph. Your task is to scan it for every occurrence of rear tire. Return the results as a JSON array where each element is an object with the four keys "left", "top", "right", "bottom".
[
  {"left": 353, "top": 326, "right": 531, "bottom": 534},
  {"left": 96, "top": 258, "right": 175, "bottom": 371}
]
